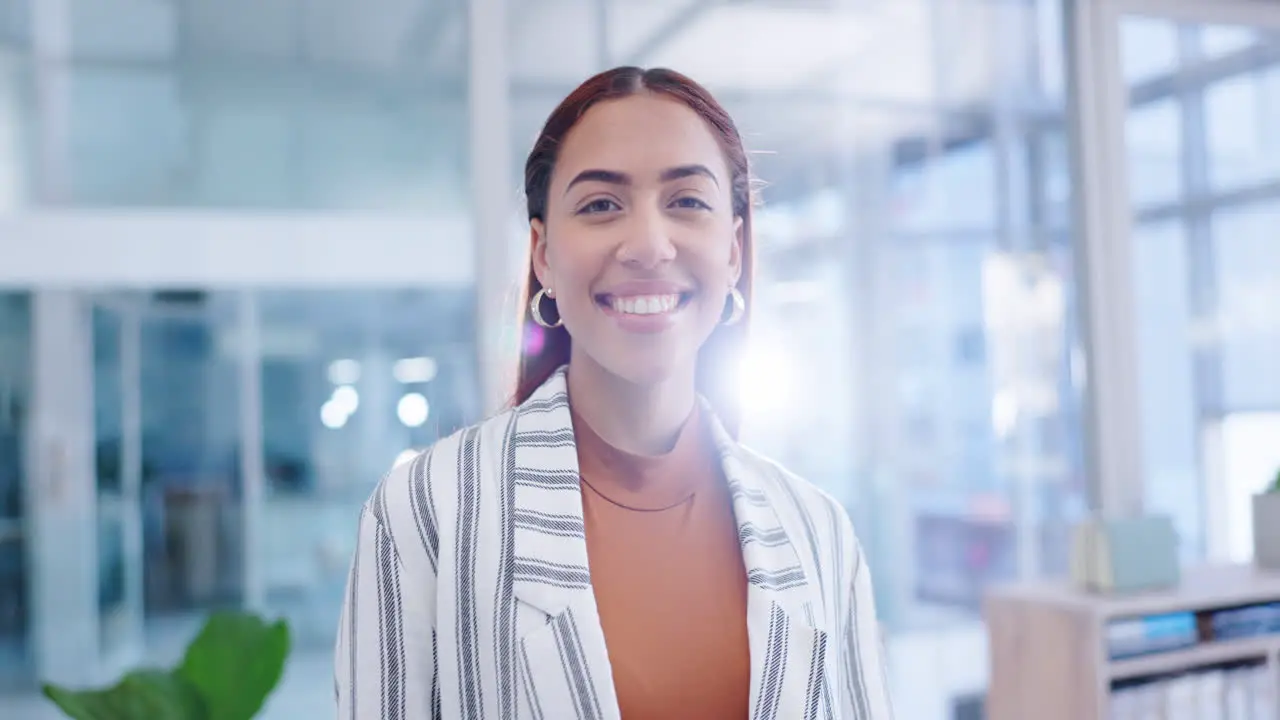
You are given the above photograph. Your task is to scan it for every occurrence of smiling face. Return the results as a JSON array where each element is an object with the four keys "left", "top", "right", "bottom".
[{"left": 530, "top": 93, "right": 744, "bottom": 388}]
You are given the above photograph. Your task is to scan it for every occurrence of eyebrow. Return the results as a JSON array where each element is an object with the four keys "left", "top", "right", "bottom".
[{"left": 563, "top": 164, "right": 720, "bottom": 195}]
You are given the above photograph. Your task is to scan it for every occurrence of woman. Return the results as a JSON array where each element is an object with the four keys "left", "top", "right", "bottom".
[{"left": 335, "top": 66, "right": 893, "bottom": 720}]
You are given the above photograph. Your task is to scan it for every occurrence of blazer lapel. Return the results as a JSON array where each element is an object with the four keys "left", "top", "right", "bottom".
[
  {"left": 509, "top": 368, "right": 620, "bottom": 720},
  {"left": 506, "top": 371, "right": 830, "bottom": 720},
  {"left": 704, "top": 403, "right": 835, "bottom": 720}
]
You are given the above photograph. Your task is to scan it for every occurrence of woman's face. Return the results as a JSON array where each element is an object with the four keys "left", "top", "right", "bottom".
[{"left": 531, "top": 93, "right": 743, "bottom": 388}]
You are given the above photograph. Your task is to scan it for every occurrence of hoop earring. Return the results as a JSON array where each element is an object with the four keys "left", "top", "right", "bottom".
[
  {"left": 721, "top": 287, "right": 745, "bottom": 326},
  {"left": 530, "top": 288, "right": 562, "bottom": 329}
]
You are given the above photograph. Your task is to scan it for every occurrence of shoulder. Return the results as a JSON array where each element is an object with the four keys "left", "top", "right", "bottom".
[
  {"left": 732, "top": 445, "right": 862, "bottom": 574},
  {"left": 736, "top": 445, "right": 856, "bottom": 537}
]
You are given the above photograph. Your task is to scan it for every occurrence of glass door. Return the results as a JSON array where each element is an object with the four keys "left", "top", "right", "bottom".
[
  {"left": 135, "top": 291, "right": 246, "bottom": 649},
  {"left": 0, "top": 293, "right": 31, "bottom": 689},
  {"left": 1106, "top": 0, "right": 1280, "bottom": 562},
  {"left": 91, "top": 298, "right": 145, "bottom": 667}
]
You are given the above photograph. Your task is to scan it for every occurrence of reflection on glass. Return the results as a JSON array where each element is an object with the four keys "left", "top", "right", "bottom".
[
  {"left": 256, "top": 289, "right": 479, "bottom": 647},
  {"left": 1126, "top": 99, "right": 1184, "bottom": 208}
]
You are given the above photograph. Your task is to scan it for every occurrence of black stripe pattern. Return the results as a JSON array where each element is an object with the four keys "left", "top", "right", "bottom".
[{"left": 333, "top": 365, "right": 894, "bottom": 719}]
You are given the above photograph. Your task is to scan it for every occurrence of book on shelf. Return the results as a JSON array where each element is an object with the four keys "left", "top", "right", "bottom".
[
  {"left": 1107, "top": 600, "right": 1280, "bottom": 661},
  {"left": 1110, "top": 661, "right": 1274, "bottom": 720}
]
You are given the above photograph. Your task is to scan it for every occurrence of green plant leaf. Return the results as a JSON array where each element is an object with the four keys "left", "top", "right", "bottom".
[
  {"left": 43, "top": 669, "right": 206, "bottom": 720},
  {"left": 177, "top": 611, "right": 291, "bottom": 720}
]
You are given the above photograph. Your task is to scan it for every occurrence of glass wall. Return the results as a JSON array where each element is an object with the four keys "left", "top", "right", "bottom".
[
  {"left": 256, "top": 289, "right": 479, "bottom": 646},
  {"left": 0, "top": 293, "right": 29, "bottom": 689},
  {"left": 40, "top": 0, "right": 468, "bottom": 212},
  {"left": 507, "top": 0, "right": 1085, "bottom": 636},
  {"left": 1121, "top": 18, "right": 1280, "bottom": 561},
  {"left": 81, "top": 288, "right": 484, "bottom": 659}
]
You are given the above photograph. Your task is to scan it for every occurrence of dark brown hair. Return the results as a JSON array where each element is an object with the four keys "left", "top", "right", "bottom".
[{"left": 514, "top": 66, "right": 755, "bottom": 437}]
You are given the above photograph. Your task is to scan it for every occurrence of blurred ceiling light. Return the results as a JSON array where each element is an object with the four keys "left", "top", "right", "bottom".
[
  {"left": 320, "top": 400, "right": 349, "bottom": 430},
  {"left": 331, "top": 385, "right": 359, "bottom": 415},
  {"left": 393, "top": 356, "right": 438, "bottom": 384},
  {"left": 397, "top": 393, "right": 430, "bottom": 428},
  {"left": 393, "top": 449, "right": 421, "bottom": 469},
  {"left": 328, "top": 359, "right": 361, "bottom": 385}
]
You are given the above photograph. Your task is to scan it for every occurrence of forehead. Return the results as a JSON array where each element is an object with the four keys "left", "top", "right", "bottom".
[{"left": 553, "top": 93, "right": 731, "bottom": 187}]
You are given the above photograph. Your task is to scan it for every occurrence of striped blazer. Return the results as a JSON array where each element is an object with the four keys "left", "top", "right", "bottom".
[{"left": 335, "top": 367, "right": 894, "bottom": 719}]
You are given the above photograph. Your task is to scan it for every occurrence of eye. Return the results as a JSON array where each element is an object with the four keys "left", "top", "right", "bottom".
[
  {"left": 578, "top": 198, "right": 620, "bottom": 215},
  {"left": 671, "top": 196, "right": 711, "bottom": 211}
]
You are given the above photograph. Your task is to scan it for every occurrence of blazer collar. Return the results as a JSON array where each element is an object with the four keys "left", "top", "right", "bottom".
[
  {"left": 509, "top": 366, "right": 817, "bottom": 621},
  {"left": 510, "top": 367, "right": 832, "bottom": 719}
]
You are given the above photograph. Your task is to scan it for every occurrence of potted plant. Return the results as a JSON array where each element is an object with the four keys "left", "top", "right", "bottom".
[
  {"left": 1253, "top": 468, "right": 1280, "bottom": 570},
  {"left": 43, "top": 611, "right": 290, "bottom": 720}
]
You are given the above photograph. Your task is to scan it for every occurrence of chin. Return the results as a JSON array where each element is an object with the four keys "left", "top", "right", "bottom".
[
  {"left": 587, "top": 345, "right": 691, "bottom": 389},
  {"left": 607, "top": 355, "right": 683, "bottom": 388}
]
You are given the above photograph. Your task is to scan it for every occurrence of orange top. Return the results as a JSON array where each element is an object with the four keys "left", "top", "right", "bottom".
[{"left": 573, "top": 404, "right": 751, "bottom": 720}]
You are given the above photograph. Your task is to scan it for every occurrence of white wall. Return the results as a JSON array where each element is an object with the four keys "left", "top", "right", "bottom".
[{"left": 0, "top": 211, "right": 475, "bottom": 287}]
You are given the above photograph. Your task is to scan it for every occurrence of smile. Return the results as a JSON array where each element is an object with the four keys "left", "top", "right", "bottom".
[
  {"left": 608, "top": 294, "right": 682, "bottom": 315},
  {"left": 594, "top": 291, "right": 693, "bottom": 333}
]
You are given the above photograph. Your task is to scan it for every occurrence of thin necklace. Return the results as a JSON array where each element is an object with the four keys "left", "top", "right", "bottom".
[{"left": 579, "top": 473, "right": 695, "bottom": 513}]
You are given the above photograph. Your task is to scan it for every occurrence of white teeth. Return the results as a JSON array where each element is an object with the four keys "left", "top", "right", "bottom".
[{"left": 610, "top": 294, "right": 680, "bottom": 315}]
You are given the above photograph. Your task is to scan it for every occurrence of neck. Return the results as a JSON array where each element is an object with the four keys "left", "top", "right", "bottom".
[{"left": 566, "top": 352, "right": 697, "bottom": 457}]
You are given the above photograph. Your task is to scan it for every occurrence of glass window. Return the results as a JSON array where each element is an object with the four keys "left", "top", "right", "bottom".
[
  {"left": 0, "top": 292, "right": 29, "bottom": 682},
  {"left": 256, "top": 289, "right": 480, "bottom": 647},
  {"left": 1126, "top": 99, "right": 1184, "bottom": 209},
  {"left": 1199, "top": 25, "right": 1259, "bottom": 59},
  {"left": 1121, "top": 16, "right": 1181, "bottom": 84},
  {"left": 1205, "top": 66, "right": 1280, "bottom": 192},
  {"left": 891, "top": 142, "right": 999, "bottom": 234},
  {"left": 1212, "top": 201, "right": 1280, "bottom": 412},
  {"left": 1036, "top": 128, "right": 1071, "bottom": 229},
  {"left": 1131, "top": 220, "right": 1202, "bottom": 559}
]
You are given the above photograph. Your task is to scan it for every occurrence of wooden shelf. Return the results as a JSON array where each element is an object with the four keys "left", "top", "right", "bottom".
[
  {"left": 1109, "top": 636, "right": 1277, "bottom": 681},
  {"left": 985, "top": 563, "right": 1280, "bottom": 720}
]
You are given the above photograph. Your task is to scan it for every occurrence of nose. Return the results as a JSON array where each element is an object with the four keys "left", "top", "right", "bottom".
[{"left": 616, "top": 205, "right": 676, "bottom": 269}]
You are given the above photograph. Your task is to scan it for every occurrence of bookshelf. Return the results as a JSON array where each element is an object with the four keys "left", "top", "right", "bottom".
[{"left": 985, "top": 564, "right": 1280, "bottom": 720}]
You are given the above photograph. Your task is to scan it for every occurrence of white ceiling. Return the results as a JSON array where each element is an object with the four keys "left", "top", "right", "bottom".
[
  {"left": 71, "top": 0, "right": 1028, "bottom": 155},
  {"left": 163, "top": 0, "right": 1013, "bottom": 107},
  {"left": 509, "top": 0, "right": 1020, "bottom": 151}
]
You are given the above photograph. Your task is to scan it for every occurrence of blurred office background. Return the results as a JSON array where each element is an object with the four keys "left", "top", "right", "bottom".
[{"left": 0, "top": 0, "right": 1278, "bottom": 717}]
